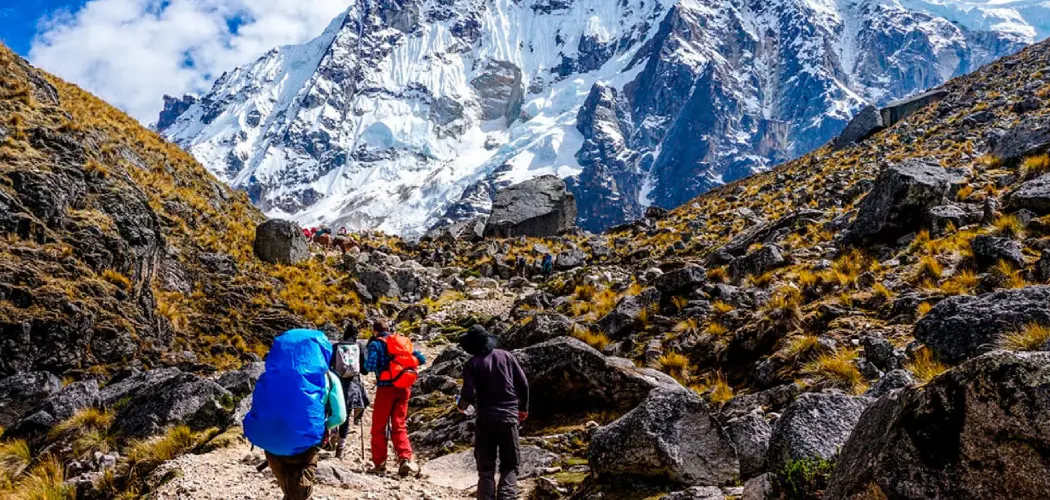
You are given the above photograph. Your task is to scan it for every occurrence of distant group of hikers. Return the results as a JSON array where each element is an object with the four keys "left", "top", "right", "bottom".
[{"left": 243, "top": 319, "right": 529, "bottom": 500}]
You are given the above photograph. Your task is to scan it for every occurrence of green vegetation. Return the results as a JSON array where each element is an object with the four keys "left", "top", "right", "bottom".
[{"left": 776, "top": 458, "right": 836, "bottom": 500}]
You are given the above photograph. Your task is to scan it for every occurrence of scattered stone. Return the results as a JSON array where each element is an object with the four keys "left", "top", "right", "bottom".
[
  {"left": 863, "top": 369, "right": 915, "bottom": 399},
  {"left": 653, "top": 265, "right": 707, "bottom": 295},
  {"left": 1008, "top": 174, "right": 1050, "bottom": 214},
  {"left": 660, "top": 486, "right": 726, "bottom": 500},
  {"left": 9, "top": 381, "right": 101, "bottom": 437},
  {"left": 590, "top": 387, "right": 739, "bottom": 486},
  {"left": 728, "top": 245, "right": 787, "bottom": 280},
  {"left": 925, "top": 204, "right": 967, "bottom": 234},
  {"left": 827, "top": 351, "right": 1050, "bottom": 499},
  {"left": 765, "top": 393, "right": 872, "bottom": 471},
  {"left": 253, "top": 219, "right": 309, "bottom": 264},
  {"left": 741, "top": 473, "right": 776, "bottom": 500},
  {"left": 554, "top": 248, "right": 586, "bottom": 270},
  {"left": 597, "top": 287, "right": 660, "bottom": 339},
  {"left": 914, "top": 286, "right": 1050, "bottom": 363},
  {"left": 971, "top": 234, "right": 1025, "bottom": 269},
  {"left": 503, "top": 313, "right": 574, "bottom": 350}
]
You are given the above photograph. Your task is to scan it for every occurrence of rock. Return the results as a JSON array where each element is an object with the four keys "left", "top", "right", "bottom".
[
  {"left": 1036, "top": 250, "right": 1050, "bottom": 283},
  {"left": 971, "top": 234, "right": 1025, "bottom": 269},
  {"left": 827, "top": 351, "right": 1050, "bottom": 499},
  {"left": 646, "top": 206, "right": 670, "bottom": 220},
  {"left": 253, "top": 219, "right": 308, "bottom": 264},
  {"left": 597, "top": 287, "right": 660, "bottom": 339},
  {"left": 832, "top": 105, "right": 884, "bottom": 150},
  {"left": 554, "top": 248, "right": 586, "bottom": 270},
  {"left": 484, "top": 175, "right": 577, "bottom": 238},
  {"left": 1007, "top": 174, "right": 1050, "bottom": 214},
  {"left": 216, "top": 362, "right": 265, "bottom": 397},
  {"left": 990, "top": 116, "right": 1050, "bottom": 164},
  {"left": 848, "top": 160, "right": 952, "bottom": 243},
  {"left": 741, "top": 473, "right": 776, "bottom": 500},
  {"left": 765, "top": 393, "right": 872, "bottom": 471},
  {"left": 914, "top": 286, "right": 1050, "bottom": 363},
  {"left": 860, "top": 336, "right": 900, "bottom": 372},
  {"left": 470, "top": 60, "right": 524, "bottom": 124},
  {"left": 653, "top": 266, "right": 707, "bottom": 295},
  {"left": 925, "top": 204, "right": 967, "bottom": 234},
  {"left": 422, "top": 445, "right": 558, "bottom": 490},
  {"left": 721, "top": 384, "right": 801, "bottom": 419},
  {"left": 503, "top": 313, "right": 574, "bottom": 350},
  {"left": 9, "top": 381, "right": 101, "bottom": 437},
  {"left": 1012, "top": 97, "right": 1040, "bottom": 114},
  {"left": 0, "top": 371, "right": 63, "bottom": 428},
  {"left": 880, "top": 89, "right": 948, "bottom": 127},
  {"left": 111, "top": 370, "right": 233, "bottom": 437},
  {"left": 356, "top": 266, "right": 402, "bottom": 299},
  {"left": 863, "top": 369, "right": 915, "bottom": 399},
  {"left": 99, "top": 368, "right": 183, "bottom": 407},
  {"left": 660, "top": 486, "right": 725, "bottom": 500},
  {"left": 726, "top": 413, "right": 773, "bottom": 479},
  {"left": 432, "top": 346, "right": 470, "bottom": 369},
  {"left": 711, "top": 210, "right": 823, "bottom": 259},
  {"left": 728, "top": 245, "right": 787, "bottom": 280},
  {"left": 513, "top": 337, "right": 679, "bottom": 419},
  {"left": 590, "top": 387, "right": 739, "bottom": 486}
]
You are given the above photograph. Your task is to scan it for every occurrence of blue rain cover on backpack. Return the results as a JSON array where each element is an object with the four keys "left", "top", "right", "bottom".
[{"left": 243, "top": 329, "right": 333, "bottom": 457}]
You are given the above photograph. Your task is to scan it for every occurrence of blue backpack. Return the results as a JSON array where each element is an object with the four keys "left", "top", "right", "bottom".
[{"left": 243, "top": 329, "right": 333, "bottom": 457}]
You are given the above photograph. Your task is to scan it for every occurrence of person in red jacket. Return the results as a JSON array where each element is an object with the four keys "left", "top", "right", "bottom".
[
  {"left": 363, "top": 318, "right": 426, "bottom": 477},
  {"left": 458, "top": 325, "right": 530, "bottom": 500}
]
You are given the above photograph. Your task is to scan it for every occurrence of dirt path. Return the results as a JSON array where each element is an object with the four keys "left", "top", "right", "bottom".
[{"left": 152, "top": 344, "right": 476, "bottom": 499}]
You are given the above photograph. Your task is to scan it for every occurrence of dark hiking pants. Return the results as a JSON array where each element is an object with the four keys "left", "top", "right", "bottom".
[
  {"left": 475, "top": 418, "right": 520, "bottom": 500},
  {"left": 266, "top": 447, "right": 319, "bottom": 500}
]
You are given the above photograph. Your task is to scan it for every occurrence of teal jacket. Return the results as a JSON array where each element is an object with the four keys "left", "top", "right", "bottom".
[{"left": 323, "top": 371, "right": 347, "bottom": 431}]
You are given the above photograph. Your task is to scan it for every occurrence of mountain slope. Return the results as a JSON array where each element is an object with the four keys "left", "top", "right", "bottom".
[
  {"left": 0, "top": 45, "right": 362, "bottom": 379},
  {"left": 159, "top": 0, "right": 1029, "bottom": 236}
]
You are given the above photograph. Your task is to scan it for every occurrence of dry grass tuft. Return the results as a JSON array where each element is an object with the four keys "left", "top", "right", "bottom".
[
  {"left": 657, "top": 352, "right": 691, "bottom": 381},
  {"left": 0, "top": 439, "right": 32, "bottom": 485},
  {"left": 906, "top": 347, "right": 947, "bottom": 385},
  {"left": 706, "top": 267, "right": 729, "bottom": 284},
  {"left": 915, "top": 255, "right": 943, "bottom": 282},
  {"left": 940, "top": 269, "right": 978, "bottom": 296},
  {"left": 802, "top": 349, "right": 866, "bottom": 394},
  {"left": 571, "top": 327, "right": 610, "bottom": 351},
  {"left": 1022, "top": 153, "right": 1050, "bottom": 179},
  {"left": 917, "top": 302, "right": 934, "bottom": 317},
  {"left": 993, "top": 215, "right": 1025, "bottom": 240},
  {"left": 999, "top": 323, "right": 1050, "bottom": 352}
]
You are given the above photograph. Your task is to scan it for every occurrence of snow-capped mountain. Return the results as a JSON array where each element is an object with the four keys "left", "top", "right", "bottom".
[{"left": 158, "top": 0, "right": 1032, "bottom": 235}]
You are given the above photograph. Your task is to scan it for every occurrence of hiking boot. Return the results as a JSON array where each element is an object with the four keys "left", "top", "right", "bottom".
[
  {"left": 335, "top": 443, "right": 345, "bottom": 460},
  {"left": 398, "top": 459, "right": 420, "bottom": 477},
  {"left": 368, "top": 462, "right": 387, "bottom": 475}
]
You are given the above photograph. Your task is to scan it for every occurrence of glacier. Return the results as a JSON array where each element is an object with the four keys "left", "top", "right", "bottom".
[{"left": 158, "top": 0, "right": 1036, "bottom": 236}]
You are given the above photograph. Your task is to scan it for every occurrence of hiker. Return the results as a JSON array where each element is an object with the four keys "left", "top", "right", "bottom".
[
  {"left": 244, "top": 329, "right": 347, "bottom": 500},
  {"left": 458, "top": 325, "right": 530, "bottom": 500},
  {"left": 541, "top": 253, "right": 553, "bottom": 281},
  {"left": 337, "top": 226, "right": 348, "bottom": 237},
  {"left": 364, "top": 319, "right": 426, "bottom": 476},
  {"left": 515, "top": 256, "right": 526, "bottom": 278},
  {"left": 330, "top": 323, "right": 370, "bottom": 459}
]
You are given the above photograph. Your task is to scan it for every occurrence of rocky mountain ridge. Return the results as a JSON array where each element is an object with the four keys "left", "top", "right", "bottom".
[{"left": 158, "top": 0, "right": 1031, "bottom": 236}]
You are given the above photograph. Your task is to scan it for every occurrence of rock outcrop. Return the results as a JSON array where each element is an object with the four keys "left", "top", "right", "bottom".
[
  {"left": 766, "top": 393, "right": 872, "bottom": 472},
  {"left": 0, "top": 371, "right": 63, "bottom": 428},
  {"left": 484, "top": 176, "right": 577, "bottom": 238},
  {"left": 827, "top": 351, "right": 1050, "bottom": 499},
  {"left": 1008, "top": 174, "right": 1050, "bottom": 214},
  {"left": 590, "top": 387, "right": 739, "bottom": 486},
  {"left": 832, "top": 105, "right": 883, "bottom": 150},
  {"left": 848, "top": 160, "right": 952, "bottom": 243},
  {"left": 253, "top": 219, "right": 309, "bottom": 264},
  {"left": 914, "top": 286, "right": 1050, "bottom": 363}
]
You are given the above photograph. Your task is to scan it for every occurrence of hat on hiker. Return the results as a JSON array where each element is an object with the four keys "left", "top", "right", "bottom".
[{"left": 459, "top": 325, "right": 496, "bottom": 356}]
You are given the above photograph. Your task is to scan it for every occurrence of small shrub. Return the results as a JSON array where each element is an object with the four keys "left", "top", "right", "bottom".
[
  {"left": 711, "top": 300, "right": 735, "bottom": 317},
  {"left": 993, "top": 215, "right": 1025, "bottom": 240},
  {"left": 803, "top": 349, "right": 866, "bottom": 394},
  {"left": 706, "top": 267, "right": 728, "bottom": 283},
  {"left": 917, "top": 302, "right": 934, "bottom": 317},
  {"left": 776, "top": 458, "right": 836, "bottom": 500},
  {"left": 657, "top": 352, "right": 690, "bottom": 381},
  {"left": 940, "top": 269, "right": 978, "bottom": 296},
  {"left": 707, "top": 372, "right": 734, "bottom": 405},
  {"left": 101, "top": 269, "right": 132, "bottom": 291},
  {"left": 906, "top": 347, "right": 947, "bottom": 384},
  {"left": 572, "top": 327, "right": 610, "bottom": 351},
  {"left": 1022, "top": 153, "right": 1050, "bottom": 179},
  {"left": 999, "top": 323, "right": 1050, "bottom": 352}
]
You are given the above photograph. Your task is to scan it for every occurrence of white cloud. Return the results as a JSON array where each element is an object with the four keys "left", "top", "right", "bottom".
[{"left": 29, "top": 0, "right": 351, "bottom": 123}]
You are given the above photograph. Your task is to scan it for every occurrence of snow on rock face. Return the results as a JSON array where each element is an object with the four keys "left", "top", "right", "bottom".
[{"left": 159, "top": 0, "right": 1029, "bottom": 236}]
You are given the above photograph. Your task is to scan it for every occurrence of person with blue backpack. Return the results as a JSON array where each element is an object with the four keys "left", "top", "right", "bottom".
[{"left": 243, "top": 329, "right": 347, "bottom": 500}]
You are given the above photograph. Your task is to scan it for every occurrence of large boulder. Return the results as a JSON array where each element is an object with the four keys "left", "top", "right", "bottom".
[
  {"left": 589, "top": 387, "right": 739, "bottom": 486},
  {"left": 484, "top": 175, "right": 577, "bottom": 238},
  {"left": 914, "top": 286, "right": 1050, "bottom": 364},
  {"left": 880, "top": 89, "right": 948, "bottom": 127},
  {"left": 9, "top": 381, "right": 101, "bottom": 438},
  {"left": 848, "top": 160, "right": 952, "bottom": 243},
  {"left": 104, "top": 368, "right": 233, "bottom": 437},
  {"left": 356, "top": 265, "right": 402, "bottom": 299},
  {"left": 216, "top": 362, "right": 265, "bottom": 397},
  {"left": 728, "top": 245, "right": 787, "bottom": 281},
  {"left": 1007, "top": 174, "right": 1050, "bottom": 214},
  {"left": 990, "top": 115, "right": 1050, "bottom": 164},
  {"left": 0, "top": 371, "right": 63, "bottom": 428},
  {"left": 513, "top": 337, "right": 679, "bottom": 419},
  {"left": 654, "top": 266, "right": 707, "bottom": 295},
  {"left": 726, "top": 413, "right": 773, "bottom": 480},
  {"left": 765, "top": 393, "right": 872, "bottom": 472},
  {"left": 503, "top": 313, "right": 574, "bottom": 350},
  {"left": 253, "top": 219, "right": 309, "bottom": 264},
  {"left": 827, "top": 351, "right": 1050, "bottom": 499},
  {"left": 832, "top": 105, "right": 884, "bottom": 150}
]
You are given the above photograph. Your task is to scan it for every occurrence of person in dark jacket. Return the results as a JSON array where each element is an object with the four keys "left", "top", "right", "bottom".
[
  {"left": 457, "top": 325, "right": 529, "bottom": 500},
  {"left": 331, "top": 323, "right": 370, "bottom": 459}
]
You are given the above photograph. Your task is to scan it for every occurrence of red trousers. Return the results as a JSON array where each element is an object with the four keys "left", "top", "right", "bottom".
[{"left": 371, "top": 386, "right": 413, "bottom": 465}]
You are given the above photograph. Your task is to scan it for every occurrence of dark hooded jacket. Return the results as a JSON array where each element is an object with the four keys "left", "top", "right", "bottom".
[{"left": 458, "top": 326, "right": 529, "bottom": 421}]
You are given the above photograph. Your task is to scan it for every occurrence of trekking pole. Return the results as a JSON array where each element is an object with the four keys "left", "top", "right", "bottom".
[{"left": 360, "top": 416, "right": 366, "bottom": 458}]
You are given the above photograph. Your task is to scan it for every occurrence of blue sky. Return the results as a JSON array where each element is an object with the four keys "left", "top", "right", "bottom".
[
  {"left": 0, "top": 0, "right": 349, "bottom": 122},
  {"left": 0, "top": 1, "right": 85, "bottom": 55}
]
